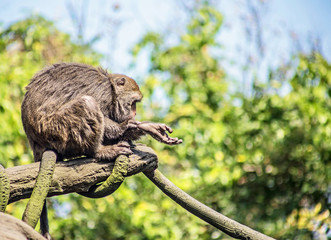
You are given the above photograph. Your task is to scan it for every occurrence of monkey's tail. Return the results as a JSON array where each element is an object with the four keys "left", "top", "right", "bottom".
[{"left": 40, "top": 201, "right": 51, "bottom": 240}]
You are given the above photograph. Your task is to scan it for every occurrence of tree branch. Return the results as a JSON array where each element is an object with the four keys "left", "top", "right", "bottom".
[
  {"left": 4, "top": 144, "right": 275, "bottom": 240},
  {"left": 0, "top": 212, "right": 45, "bottom": 240},
  {"left": 144, "top": 169, "right": 275, "bottom": 240},
  {"left": 7, "top": 145, "right": 157, "bottom": 204}
]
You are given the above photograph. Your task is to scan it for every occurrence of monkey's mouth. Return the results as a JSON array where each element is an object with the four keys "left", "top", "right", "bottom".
[{"left": 131, "top": 100, "right": 138, "bottom": 117}]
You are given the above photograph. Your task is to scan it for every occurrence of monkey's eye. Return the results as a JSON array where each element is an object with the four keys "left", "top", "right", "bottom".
[{"left": 116, "top": 77, "right": 126, "bottom": 86}]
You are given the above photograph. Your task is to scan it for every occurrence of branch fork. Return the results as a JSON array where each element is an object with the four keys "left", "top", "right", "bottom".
[{"left": 2, "top": 144, "right": 275, "bottom": 240}]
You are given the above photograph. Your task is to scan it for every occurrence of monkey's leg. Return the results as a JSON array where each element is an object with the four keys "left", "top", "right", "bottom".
[
  {"left": 22, "top": 151, "right": 57, "bottom": 237},
  {"left": 95, "top": 117, "right": 140, "bottom": 159},
  {"left": 0, "top": 164, "right": 10, "bottom": 212},
  {"left": 79, "top": 155, "right": 129, "bottom": 198},
  {"left": 52, "top": 97, "right": 132, "bottom": 160}
]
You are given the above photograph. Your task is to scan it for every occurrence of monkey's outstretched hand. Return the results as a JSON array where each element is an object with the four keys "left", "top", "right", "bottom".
[{"left": 137, "top": 122, "right": 183, "bottom": 145}]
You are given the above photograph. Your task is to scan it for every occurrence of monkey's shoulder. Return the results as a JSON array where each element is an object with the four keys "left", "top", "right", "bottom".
[{"left": 26, "top": 63, "right": 112, "bottom": 93}]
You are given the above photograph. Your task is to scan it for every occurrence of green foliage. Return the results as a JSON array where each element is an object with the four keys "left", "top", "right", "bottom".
[
  {"left": 1, "top": 7, "right": 330, "bottom": 240},
  {"left": 132, "top": 7, "right": 330, "bottom": 240},
  {"left": 223, "top": 53, "right": 331, "bottom": 238}
]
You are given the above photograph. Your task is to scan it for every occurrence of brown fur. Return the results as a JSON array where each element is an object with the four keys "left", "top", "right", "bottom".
[
  {"left": 21, "top": 63, "right": 182, "bottom": 239},
  {"left": 21, "top": 63, "right": 144, "bottom": 162}
]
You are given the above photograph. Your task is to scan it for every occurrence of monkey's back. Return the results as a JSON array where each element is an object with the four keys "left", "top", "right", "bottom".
[
  {"left": 23, "top": 63, "right": 113, "bottom": 113},
  {"left": 21, "top": 63, "right": 113, "bottom": 160}
]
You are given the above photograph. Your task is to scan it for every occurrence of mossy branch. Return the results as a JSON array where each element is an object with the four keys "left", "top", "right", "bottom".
[
  {"left": 144, "top": 169, "right": 275, "bottom": 240},
  {"left": 3, "top": 144, "right": 275, "bottom": 240},
  {"left": 6, "top": 145, "right": 157, "bottom": 204}
]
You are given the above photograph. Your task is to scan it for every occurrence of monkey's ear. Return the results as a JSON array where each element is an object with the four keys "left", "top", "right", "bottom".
[{"left": 116, "top": 77, "right": 126, "bottom": 86}]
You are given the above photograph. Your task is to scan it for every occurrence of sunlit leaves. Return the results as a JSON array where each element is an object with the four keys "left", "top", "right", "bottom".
[{"left": 132, "top": 5, "right": 330, "bottom": 239}]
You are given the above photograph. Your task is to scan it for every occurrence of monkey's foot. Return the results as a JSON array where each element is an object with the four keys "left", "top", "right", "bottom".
[
  {"left": 79, "top": 155, "right": 129, "bottom": 198},
  {"left": 96, "top": 142, "right": 132, "bottom": 160}
]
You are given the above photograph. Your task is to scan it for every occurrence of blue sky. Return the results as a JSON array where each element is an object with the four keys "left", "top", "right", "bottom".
[{"left": 0, "top": 0, "right": 330, "bottom": 81}]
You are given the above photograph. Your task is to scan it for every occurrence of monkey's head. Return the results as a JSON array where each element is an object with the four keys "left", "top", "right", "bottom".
[{"left": 110, "top": 74, "right": 143, "bottom": 123}]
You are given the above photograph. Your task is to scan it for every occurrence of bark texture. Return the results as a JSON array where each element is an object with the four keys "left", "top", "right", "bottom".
[
  {"left": 3, "top": 144, "right": 275, "bottom": 240},
  {"left": 7, "top": 144, "right": 157, "bottom": 204},
  {"left": 144, "top": 169, "right": 276, "bottom": 240},
  {"left": 0, "top": 212, "right": 45, "bottom": 240}
]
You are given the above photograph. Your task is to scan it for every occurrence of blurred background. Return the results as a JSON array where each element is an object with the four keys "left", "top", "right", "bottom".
[{"left": 0, "top": 0, "right": 330, "bottom": 239}]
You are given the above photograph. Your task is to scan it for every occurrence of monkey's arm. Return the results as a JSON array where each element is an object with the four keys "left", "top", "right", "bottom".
[
  {"left": 104, "top": 117, "right": 139, "bottom": 141},
  {"left": 82, "top": 120, "right": 181, "bottom": 198},
  {"left": 124, "top": 122, "right": 183, "bottom": 145}
]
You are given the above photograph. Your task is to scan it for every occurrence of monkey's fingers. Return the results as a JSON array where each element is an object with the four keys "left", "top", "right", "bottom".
[
  {"left": 156, "top": 126, "right": 182, "bottom": 145},
  {"left": 97, "top": 142, "right": 132, "bottom": 160},
  {"left": 116, "top": 148, "right": 133, "bottom": 156},
  {"left": 148, "top": 130, "right": 169, "bottom": 144},
  {"left": 115, "top": 142, "right": 133, "bottom": 155},
  {"left": 171, "top": 137, "right": 183, "bottom": 144},
  {"left": 117, "top": 141, "right": 131, "bottom": 148},
  {"left": 166, "top": 126, "right": 173, "bottom": 133},
  {"left": 153, "top": 127, "right": 183, "bottom": 145},
  {"left": 164, "top": 136, "right": 183, "bottom": 145},
  {"left": 156, "top": 132, "right": 181, "bottom": 145},
  {"left": 157, "top": 123, "right": 173, "bottom": 134}
]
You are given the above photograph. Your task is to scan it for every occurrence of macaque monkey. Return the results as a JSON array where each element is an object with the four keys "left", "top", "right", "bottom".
[{"left": 21, "top": 63, "right": 182, "bottom": 239}]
